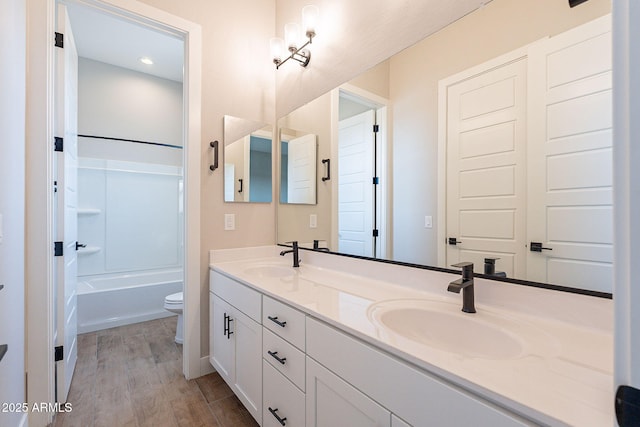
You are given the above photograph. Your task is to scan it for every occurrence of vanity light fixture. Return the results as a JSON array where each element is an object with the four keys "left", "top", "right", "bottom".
[{"left": 270, "top": 5, "right": 319, "bottom": 69}]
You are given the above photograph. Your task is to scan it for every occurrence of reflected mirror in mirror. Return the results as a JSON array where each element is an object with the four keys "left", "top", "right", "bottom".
[
  {"left": 276, "top": 0, "right": 613, "bottom": 294},
  {"left": 223, "top": 115, "right": 272, "bottom": 203},
  {"left": 279, "top": 128, "right": 318, "bottom": 205}
]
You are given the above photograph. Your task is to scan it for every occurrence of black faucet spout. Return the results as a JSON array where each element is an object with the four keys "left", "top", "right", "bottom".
[
  {"left": 448, "top": 262, "right": 476, "bottom": 313},
  {"left": 280, "top": 241, "right": 300, "bottom": 267}
]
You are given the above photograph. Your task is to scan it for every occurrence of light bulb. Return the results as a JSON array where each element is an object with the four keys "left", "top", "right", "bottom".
[
  {"left": 302, "top": 5, "right": 319, "bottom": 39},
  {"left": 270, "top": 37, "right": 284, "bottom": 64},
  {"left": 284, "top": 22, "right": 301, "bottom": 52}
]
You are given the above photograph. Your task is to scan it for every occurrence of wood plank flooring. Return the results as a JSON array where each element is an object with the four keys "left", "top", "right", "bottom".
[{"left": 55, "top": 317, "right": 259, "bottom": 427}]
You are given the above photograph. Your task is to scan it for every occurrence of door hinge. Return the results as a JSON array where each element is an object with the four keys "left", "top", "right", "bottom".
[
  {"left": 372, "top": 177, "right": 379, "bottom": 185},
  {"left": 54, "top": 32, "right": 64, "bottom": 48},
  {"left": 54, "top": 346, "right": 63, "bottom": 362},
  {"left": 372, "top": 229, "right": 379, "bottom": 237},
  {"left": 54, "top": 241, "right": 63, "bottom": 257},
  {"left": 373, "top": 124, "right": 379, "bottom": 133},
  {"left": 54, "top": 137, "right": 63, "bottom": 152}
]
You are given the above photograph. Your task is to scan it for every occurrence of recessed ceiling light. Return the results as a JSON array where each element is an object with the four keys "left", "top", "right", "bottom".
[{"left": 139, "top": 57, "right": 153, "bottom": 65}]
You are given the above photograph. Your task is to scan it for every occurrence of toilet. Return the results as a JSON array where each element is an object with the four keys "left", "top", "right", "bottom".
[{"left": 164, "top": 292, "right": 184, "bottom": 344}]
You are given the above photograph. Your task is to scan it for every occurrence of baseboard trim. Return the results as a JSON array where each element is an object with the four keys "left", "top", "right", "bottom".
[{"left": 200, "top": 356, "right": 215, "bottom": 376}]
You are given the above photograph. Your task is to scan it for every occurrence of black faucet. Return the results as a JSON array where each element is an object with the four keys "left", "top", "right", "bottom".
[
  {"left": 448, "top": 262, "right": 476, "bottom": 313},
  {"left": 313, "top": 239, "right": 330, "bottom": 252},
  {"left": 280, "top": 241, "right": 300, "bottom": 267},
  {"left": 484, "top": 257, "right": 506, "bottom": 278}
]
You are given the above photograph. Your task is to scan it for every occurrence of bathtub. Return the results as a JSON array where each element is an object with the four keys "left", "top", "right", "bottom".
[{"left": 77, "top": 268, "right": 183, "bottom": 333}]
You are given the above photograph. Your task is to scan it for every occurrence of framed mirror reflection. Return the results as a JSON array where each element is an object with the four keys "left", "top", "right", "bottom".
[
  {"left": 275, "top": 1, "right": 613, "bottom": 295},
  {"left": 223, "top": 115, "right": 273, "bottom": 203}
]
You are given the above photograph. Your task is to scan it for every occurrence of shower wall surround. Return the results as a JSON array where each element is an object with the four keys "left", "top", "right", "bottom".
[{"left": 77, "top": 158, "right": 183, "bottom": 277}]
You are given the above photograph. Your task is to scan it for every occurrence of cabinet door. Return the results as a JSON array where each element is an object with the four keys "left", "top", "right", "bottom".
[
  {"left": 210, "top": 293, "right": 233, "bottom": 381},
  {"left": 232, "top": 306, "right": 262, "bottom": 424},
  {"left": 306, "top": 357, "right": 390, "bottom": 427}
]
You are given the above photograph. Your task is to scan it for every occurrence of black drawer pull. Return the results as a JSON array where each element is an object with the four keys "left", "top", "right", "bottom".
[
  {"left": 223, "top": 313, "right": 229, "bottom": 336},
  {"left": 267, "top": 350, "right": 287, "bottom": 365},
  {"left": 227, "top": 317, "right": 234, "bottom": 339},
  {"left": 268, "top": 407, "right": 287, "bottom": 426},
  {"left": 267, "top": 316, "right": 287, "bottom": 327}
]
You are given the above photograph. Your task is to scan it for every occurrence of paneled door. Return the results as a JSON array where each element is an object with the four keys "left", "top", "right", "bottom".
[
  {"left": 54, "top": 3, "right": 79, "bottom": 402},
  {"left": 338, "top": 110, "right": 376, "bottom": 257},
  {"left": 287, "top": 134, "right": 317, "bottom": 204},
  {"left": 527, "top": 15, "right": 612, "bottom": 293},
  {"left": 445, "top": 58, "right": 528, "bottom": 277}
]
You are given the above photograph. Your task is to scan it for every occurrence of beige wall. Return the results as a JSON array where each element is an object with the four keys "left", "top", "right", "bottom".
[
  {"left": 390, "top": 0, "right": 611, "bottom": 266},
  {"left": 137, "top": 0, "right": 275, "bottom": 356}
]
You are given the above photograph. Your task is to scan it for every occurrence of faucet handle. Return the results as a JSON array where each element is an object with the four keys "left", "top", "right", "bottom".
[
  {"left": 452, "top": 262, "right": 473, "bottom": 268},
  {"left": 285, "top": 241, "right": 299, "bottom": 247},
  {"left": 452, "top": 262, "right": 474, "bottom": 279}
]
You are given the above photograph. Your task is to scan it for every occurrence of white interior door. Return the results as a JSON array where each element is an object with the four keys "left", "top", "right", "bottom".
[
  {"left": 338, "top": 110, "right": 375, "bottom": 257},
  {"left": 527, "top": 16, "right": 612, "bottom": 293},
  {"left": 54, "top": 3, "right": 78, "bottom": 403},
  {"left": 445, "top": 59, "right": 527, "bottom": 277},
  {"left": 287, "top": 134, "right": 317, "bottom": 204}
]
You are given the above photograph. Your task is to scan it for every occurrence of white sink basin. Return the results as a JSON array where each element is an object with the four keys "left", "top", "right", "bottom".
[
  {"left": 368, "top": 299, "right": 557, "bottom": 360},
  {"left": 243, "top": 264, "right": 295, "bottom": 278}
]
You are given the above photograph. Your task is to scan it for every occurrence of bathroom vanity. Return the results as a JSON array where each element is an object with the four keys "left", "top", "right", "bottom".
[{"left": 209, "top": 246, "right": 612, "bottom": 427}]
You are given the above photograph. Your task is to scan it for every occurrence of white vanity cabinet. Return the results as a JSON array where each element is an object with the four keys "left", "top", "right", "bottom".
[
  {"left": 209, "top": 271, "right": 262, "bottom": 424},
  {"left": 306, "top": 318, "right": 531, "bottom": 427},
  {"left": 306, "top": 356, "right": 391, "bottom": 427},
  {"left": 209, "top": 267, "right": 538, "bottom": 427},
  {"left": 262, "top": 296, "right": 307, "bottom": 427}
]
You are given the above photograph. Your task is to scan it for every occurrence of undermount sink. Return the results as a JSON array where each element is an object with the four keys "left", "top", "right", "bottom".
[
  {"left": 368, "top": 299, "right": 556, "bottom": 360},
  {"left": 243, "top": 264, "right": 295, "bottom": 278}
]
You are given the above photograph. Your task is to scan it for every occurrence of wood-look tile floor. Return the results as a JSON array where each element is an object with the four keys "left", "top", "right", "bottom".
[{"left": 55, "top": 317, "right": 259, "bottom": 427}]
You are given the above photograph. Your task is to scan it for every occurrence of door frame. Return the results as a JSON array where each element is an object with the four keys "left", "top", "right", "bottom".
[
  {"left": 613, "top": 0, "right": 640, "bottom": 397},
  {"left": 330, "top": 83, "right": 389, "bottom": 258},
  {"left": 26, "top": 1, "right": 201, "bottom": 424}
]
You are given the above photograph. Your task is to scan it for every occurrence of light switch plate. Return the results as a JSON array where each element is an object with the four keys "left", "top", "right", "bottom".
[
  {"left": 224, "top": 214, "right": 235, "bottom": 231},
  {"left": 310, "top": 214, "right": 318, "bottom": 229},
  {"left": 424, "top": 215, "right": 433, "bottom": 229}
]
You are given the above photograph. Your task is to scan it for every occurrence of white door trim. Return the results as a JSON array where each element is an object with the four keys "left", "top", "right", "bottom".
[
  {"left": 26, "top": 1, "right": 201, "bottom": 424},
  {"left": 613, "top": 0, "right": 640, "bottom": 395},
  {"left": 330, "top": 83, "right": 389, "bottom": 257}
]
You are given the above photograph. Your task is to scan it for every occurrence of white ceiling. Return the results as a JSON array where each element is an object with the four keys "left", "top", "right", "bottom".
[{"left": 66, "top": 4, "right": 184, "bottom": 82}]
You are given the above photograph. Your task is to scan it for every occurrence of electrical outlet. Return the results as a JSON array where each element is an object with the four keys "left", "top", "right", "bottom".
[
  {"left": 310, "top": 214, "right": 318, "bottom": 229},
  {"left": 424, "top": 215, "right": 433, "bottom": 229},
  {"left": 224, "top": 214, "right": 235, "bottom": 231}
]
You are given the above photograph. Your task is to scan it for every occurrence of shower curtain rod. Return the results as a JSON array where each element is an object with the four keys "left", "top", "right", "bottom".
[{"left": 78, "top": 134, "right": 183, "bottom": 149}]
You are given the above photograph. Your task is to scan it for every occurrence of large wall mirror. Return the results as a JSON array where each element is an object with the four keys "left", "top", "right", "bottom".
[
  {"left": 276, "top": 0, "right": 613, "bottom": 294},
  {"left": 224, "top": 115, "right": 272, "bottom": 203}
]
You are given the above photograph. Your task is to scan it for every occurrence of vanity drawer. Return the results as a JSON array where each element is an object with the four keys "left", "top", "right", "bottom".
[
  {"left": 263, "top": 328, "right": 305, "bottom": 391},
  {"left": 210, "top": 270, "right": 261, "bottom": 322},
  {"left": 263, "top": 361, "right": 305, "bottom": 427},
  {"left": 263, "top": 295, "right": 306, "bottom": 350}
]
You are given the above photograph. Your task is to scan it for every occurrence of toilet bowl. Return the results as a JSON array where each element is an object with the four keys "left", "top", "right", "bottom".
[{"left": 164, "top": 292, "right": 183, "bottom": 344}]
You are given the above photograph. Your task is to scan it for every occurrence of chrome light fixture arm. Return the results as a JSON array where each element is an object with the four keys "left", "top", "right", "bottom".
[{"left": 274, "top": 37, "right": 313, "bottom": 69}]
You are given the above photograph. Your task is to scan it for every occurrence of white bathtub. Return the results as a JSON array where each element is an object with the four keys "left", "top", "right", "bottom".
[{"left": 77, "top": 268, "right": 183, "bottom": 333}]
